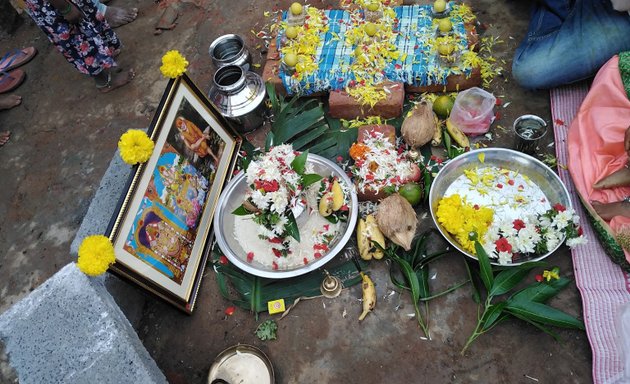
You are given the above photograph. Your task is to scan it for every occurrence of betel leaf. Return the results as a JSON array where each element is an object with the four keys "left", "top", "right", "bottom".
[
  {"left": 285, "top": 209, "right": 300, "bottom": 242},
  {"left": 232, "top": 205, "right": 251, "bottom": 216},
  {"left": 509, "top": 277, "right": 571, "bottom": 304},
  {"left": 505, "top": 300, "right": 585, "bottom": 330},
  {"left": 301, "top": 173, "right": 323, "bottom": 188},
  {"left": 474, "top": 241, "right": 494, "bottom": 292},
  {"left": 488, "top": 262, "right": 546, "bottom": 296},
  {"left": 291, "top": 150, "right": 309, "bottom": 175}
]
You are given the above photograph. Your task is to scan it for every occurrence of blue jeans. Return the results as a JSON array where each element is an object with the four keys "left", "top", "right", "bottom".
[{"left": 512, "top": 0, "right": 630, "bottom": 89}]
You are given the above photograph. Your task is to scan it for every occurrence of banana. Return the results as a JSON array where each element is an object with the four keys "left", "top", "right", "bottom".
[
  {"left": 319, "top": 192, "right": 334, "bottom": 216},
  {"left": 357, "top": 215, "right": 385, "bottom": 260},
  {"left": 431, "top": 120, "right": 443, "bottom": 147},
  {"left": 445, "top": 118, "right": 470, "bottom": 148},
  {"left": 331, "top": 180, "right": 344, "bottom": 211},
  {"left": 358, "top": 272, "right": 376, "bottom": 321}
]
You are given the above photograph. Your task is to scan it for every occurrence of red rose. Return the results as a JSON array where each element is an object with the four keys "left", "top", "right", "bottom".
[{"left": 512, "top": 219, "right": 526, "bottom": 231}]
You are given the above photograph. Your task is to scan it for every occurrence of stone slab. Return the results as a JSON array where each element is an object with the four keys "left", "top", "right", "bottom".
[
  {"left": 0, "top": 263, "right": 168, "bottom": 384},
  {"left": 70, "top": 148, "right": 133, "bottom": 256}
]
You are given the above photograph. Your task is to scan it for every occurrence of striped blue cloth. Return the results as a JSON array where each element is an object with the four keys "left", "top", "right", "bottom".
[{"left": 278, "top": 4, "right": 472, "bottom": 96}]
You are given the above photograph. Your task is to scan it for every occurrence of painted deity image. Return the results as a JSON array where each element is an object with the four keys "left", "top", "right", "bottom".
[{"left": 123, "top": 144, "right": 210, "bottom": 284}]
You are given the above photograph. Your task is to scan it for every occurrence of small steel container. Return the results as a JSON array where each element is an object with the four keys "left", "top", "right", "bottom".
[
  {"left": 513, "top": 114, "right": 548, "bottom": 155},
  {"left": 209, "top": 34, "right": 251, "bottom": 70},
  {"left": 208, "top": 65, "right": 266, "bottom": 134}
]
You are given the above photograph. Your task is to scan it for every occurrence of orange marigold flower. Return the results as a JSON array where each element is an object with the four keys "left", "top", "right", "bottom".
[{"left": 349, "top": 142, "right": 370, "bottom": 160}]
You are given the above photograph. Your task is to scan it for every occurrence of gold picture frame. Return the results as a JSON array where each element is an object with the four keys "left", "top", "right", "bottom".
[{"left": 107, "top": 74, "right": 241, "bottom": 314}]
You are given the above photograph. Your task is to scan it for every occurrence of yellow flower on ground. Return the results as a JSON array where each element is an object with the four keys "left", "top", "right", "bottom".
[
  {"left": 77, "top": 235, "right": 116, "bottom": 276},
  {"left": 543, "top": 269, "right": 560, "bottom": 281},
  {"left": 160, "top": 50, "right": 189, "bottom": 79},
  {"left": 118, "top": 129, "right": 155, "bottom": 165}
]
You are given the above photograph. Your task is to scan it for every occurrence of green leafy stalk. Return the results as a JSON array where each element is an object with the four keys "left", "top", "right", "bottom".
[{"left": 462, "top": 240, "right": 585, "bottom": 353}]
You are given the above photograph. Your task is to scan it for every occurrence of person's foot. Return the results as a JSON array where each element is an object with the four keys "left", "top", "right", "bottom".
[
  {"left": 0, "top": 131, "right": 10, "bottom": 147},
  {"left": 592, "top": 200, "right": 630, "bottom": 221},
  {"left": 0, "top": 94, "right": 21, "bottom": 110},
  {"left": 96, "top": 69, "right": 135, "bottom": 93},
  {"left": 105, "top": 6, "right": 138, "bottom": 28}
]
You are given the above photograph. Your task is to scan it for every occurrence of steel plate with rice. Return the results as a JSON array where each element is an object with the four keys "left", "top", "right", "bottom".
[{"left": 214, "top": 153, "right": 358, "bottom": 278}]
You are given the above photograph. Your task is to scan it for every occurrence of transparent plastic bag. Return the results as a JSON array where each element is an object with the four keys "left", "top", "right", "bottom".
[{"left": 449, "top": 87, "right": 496, "bottom": 136}]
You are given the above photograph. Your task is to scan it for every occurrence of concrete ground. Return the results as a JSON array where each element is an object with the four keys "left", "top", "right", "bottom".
[{"left": 0, "top": 1, "right": 592, "bottom": 383}]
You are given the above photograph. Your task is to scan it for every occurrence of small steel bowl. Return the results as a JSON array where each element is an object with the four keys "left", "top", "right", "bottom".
[
  {"left": 213, "top": 154, "right": 358, "bottom": 278},
  {"left": 208, "top": 344, "right": 274, "bottom": 384},
  {"left": 428, "top": 148, "right": 572, "bottom": 266}
]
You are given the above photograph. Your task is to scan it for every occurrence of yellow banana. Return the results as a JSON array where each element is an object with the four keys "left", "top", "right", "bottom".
[
  {"left": 445, "top": 118, "right": 470, "bottom": 148},
  {"left": 331, "top": 180, "right": 344, "bottom": 211},
  {"left": 319, "top": 192, "right": 334, "bottom": 216},
  {"left": 357, "top": 215, "right": 385, "bottom": 260},
  {"left": 431, "top": 120, "right": 443, "bottom": 147},
  {"left": 358, "top": 272, "right": 376, "bottom": 321}
]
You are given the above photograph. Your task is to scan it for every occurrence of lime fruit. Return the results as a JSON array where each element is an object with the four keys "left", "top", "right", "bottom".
[
  {"left": 285, "top": 26, "right": 298, "bottom": 39},
  {"left": 290, "top": 2, "right": 303, "bottom": 15},
  {"left": 284, "top": 53, "right": 298, "bottom": 67},
  {"left": 433, "top": 0, "right": 447, "bottom": 13},
  {"left": 365, "top": 23, "right": 378, "bottom": 37},
  {"left": 437, "top": 43, "right": 454, "bottom": 56},
  {"left": 366, "top": 2, "right": 379, "bottom": 11},
  {"left": 433, "top": 95, "right": 454, "bottom": 119},
  {"left": 399, "top": 183, "right": 423, "bottom": 207},
  {"left": 438, "top": 19, "right": 452, "bottom": 33}
]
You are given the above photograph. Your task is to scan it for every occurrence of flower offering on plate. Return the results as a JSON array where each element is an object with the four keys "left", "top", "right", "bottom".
[
  {"left": 214, "top": 146, "right": 358, "bottom": 278},
  {"left": 349, "top": 126, "right": 421, "bottom": 201},
  {"left": 429, "top": 148, "right": 587, "bottom": 266}
]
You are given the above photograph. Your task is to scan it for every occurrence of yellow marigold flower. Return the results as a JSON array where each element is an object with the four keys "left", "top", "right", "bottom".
[
  {"left": 118, "top": 129, "right": 155, "bottom": 165},
  {"left": 160, "top": 50, "right": 189, "bottom": 79},
  {"left": 77, "top": 235, "right": 116, "bottom": 276}
]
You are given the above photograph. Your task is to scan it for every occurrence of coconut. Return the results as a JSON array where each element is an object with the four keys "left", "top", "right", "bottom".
[
  {"left": 401, "top": 100, "right": 437, "bottom": 149},
  {"left": 376, "top": 193, "right": 417, "bottom": 251}
]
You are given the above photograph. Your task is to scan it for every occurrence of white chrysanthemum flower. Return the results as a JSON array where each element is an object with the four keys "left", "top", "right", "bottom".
[
  {"left": 272, "top": 215, "right": 288, "bottom": 236},
  {"left": 498, "top": 251, "right": 512, "bottom": 265},
  {"left": 270, "top": 188, "right": 289, "bottom": 213},
  {"left": 538, "top": 214, "right": 552, "bottom": 229},
  {"left": 251, "top": 189, "right": 270, "bottom": 209},
  {"left": 566, "top": 236, "right": 588, "bottom": 248},
  {"left": 553, "top": 210, "right": 572, "bottom": 229},
  {"left": 482, "top": 242, "right": 497, "bottom": 258},
  {"left": 545, "top": 232, "right": 561, "bottom": 251},
  {"left": 498, "top": 220, "right": 518, "bottom": 238}
]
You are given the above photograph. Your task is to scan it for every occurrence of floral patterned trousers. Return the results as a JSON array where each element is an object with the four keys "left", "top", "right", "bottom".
[{"left": 25, "top": 0, "right": 120, "bottom": 77}]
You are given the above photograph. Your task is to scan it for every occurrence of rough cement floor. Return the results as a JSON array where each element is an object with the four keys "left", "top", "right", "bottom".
[{"left": 0, "top": 1, "right": 592, "bottom": 383}]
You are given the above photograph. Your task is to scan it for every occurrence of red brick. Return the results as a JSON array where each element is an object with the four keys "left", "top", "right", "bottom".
[
  {"left": 405, "top": 67, "right": 482, "bottom": 94},
  {"left": 328, "top": 81, "right": 404, "bottom": 120}
]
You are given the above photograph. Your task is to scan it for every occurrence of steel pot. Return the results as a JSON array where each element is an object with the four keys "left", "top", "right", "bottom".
[
  {"left": 209, "top": 34, "right": 251, "bottom": 70},
  {"left": 208, "top": 65, "right": 266, "bottom": 134}
]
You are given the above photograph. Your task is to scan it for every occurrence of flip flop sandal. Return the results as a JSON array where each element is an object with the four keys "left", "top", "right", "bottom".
[
  {"left": 0, "top": 47, "right": 37, "bottom": 73},
  {"left": 0, "top": 69, "right": 26, "bottom": 94}
]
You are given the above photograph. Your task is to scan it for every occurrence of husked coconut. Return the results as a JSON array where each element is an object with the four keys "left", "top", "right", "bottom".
[
  {"left": 376, "top": 194, "right": 417, "bottom": 251},
  {"left": 401, "top": 100, "right": 437, "bottom": 149}
]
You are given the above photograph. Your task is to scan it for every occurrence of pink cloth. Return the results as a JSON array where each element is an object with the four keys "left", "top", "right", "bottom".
[{"left": 568, "top": 55, "right": 630, "bottom": 262}]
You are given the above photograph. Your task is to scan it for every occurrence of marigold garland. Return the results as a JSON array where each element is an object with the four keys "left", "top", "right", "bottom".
[
  {"left": 118, "top": 129, "right": 155, "bottom": 165},
  {"left": 77, "top": 235, "right": 116, "bottom": 276},
  {"left": 160, "top": 50, "right": 189, "bottom": 79}
]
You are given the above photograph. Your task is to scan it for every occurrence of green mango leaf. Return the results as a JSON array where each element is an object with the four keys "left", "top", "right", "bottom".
[
  {"left": 489, "top": 262, "right": 545, "bottom": 296},
  {"left": 509, "top": 277, "right": 571, "bottom": 304},
  {"left": 474, "top": 241, "right": 494, "bottom": 292},
  {"left": 291, "top": 150, "right": 309, "bottom": 175},
  {"left": 508, "top": 312, "right": 561, "bottom": 341},
  {"left": 481, "top": 302, "right": 507, "bottom": 331},
  {"left": 417, "top": 265, "right": 430, "bottom": 299},
  {"left": 232, "top": 205, "right": 251, "bottom": 216},
  {"left": 505, "top": 300, "right": 585, "bottom": 330},
  {"left": 285, "top": 209, "right": 300, "bottom": 242},
  {"left": 264, "top": 132, "right": 274, "bottom": 152},
  {"left": 463, "top": 258, "right": 481, "bottom": 304},
  {"left": 301, "top": 173, "right": 323, "bottom": 188}
]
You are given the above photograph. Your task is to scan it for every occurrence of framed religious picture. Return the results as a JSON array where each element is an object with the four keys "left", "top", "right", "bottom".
[{"left": 107, "top": 74, "right": 241, "bottom": 314}]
